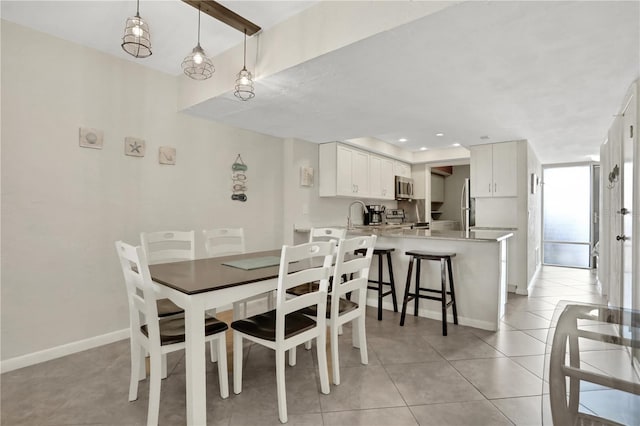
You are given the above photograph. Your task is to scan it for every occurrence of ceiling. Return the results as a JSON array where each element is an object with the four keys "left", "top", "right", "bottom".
[{"left": 3, "top": 1, "right": 639, "bottom": 164}]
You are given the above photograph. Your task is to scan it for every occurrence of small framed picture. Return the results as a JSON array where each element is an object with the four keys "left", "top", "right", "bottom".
[
  {"left": 159, "top": 146, "right": 176, "bottom": 165},
  {"left": 300, "top": 166, "right": 314, "bottom": 187},
  {"left": 125, "top": 137, "right": 145, "bottom": 157},
  {"left": 79, "top": 127, "right": 103, "bottom": 149}
]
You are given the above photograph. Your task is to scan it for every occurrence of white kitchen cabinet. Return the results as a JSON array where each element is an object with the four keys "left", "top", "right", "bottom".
[
  {"left": 370, "top": 155, "right": 395, "bottom": 199},
  {"left": 470, "top": 142, "right": 517, "bottom": 198},
  {"left": 394, "top": 161, "right": 411, "bottom": 178},
  {"left": 431, "top": 173, "right": 445, "bottom": 203},
  {"left": 320, "top": 142, "right": 370, "bottom": 197}
]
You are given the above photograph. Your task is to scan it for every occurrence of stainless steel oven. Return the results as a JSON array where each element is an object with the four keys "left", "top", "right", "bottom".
[{"left": 395, "top": 176, "right": 414, "bottom": 200}]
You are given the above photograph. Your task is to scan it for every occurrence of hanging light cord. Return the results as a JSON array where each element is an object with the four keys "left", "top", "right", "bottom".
[
  {"left": 197, "top": 6, "right": 201, "bottom": 45},
  {"left": 135, "top": 0, "right": 140, "bottom": 17},
  {"left": 242, "top": 29, "right": 247, "bottom": 70}
]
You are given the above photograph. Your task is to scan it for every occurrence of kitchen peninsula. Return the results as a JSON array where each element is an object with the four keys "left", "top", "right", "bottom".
[{"left": 296, "top": 227, "right": 513, "bottom": 331}]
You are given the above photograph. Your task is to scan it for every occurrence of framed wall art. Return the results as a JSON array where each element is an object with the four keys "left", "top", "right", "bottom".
[
  {"left": 125, "top": 137, "right": 145, "bottom": 157},
  {"left": 159, "top": 146, "right": 176, "bottom": 165},
  {"left": 79, "top": 127, "right": 103, "bottom": 149}
]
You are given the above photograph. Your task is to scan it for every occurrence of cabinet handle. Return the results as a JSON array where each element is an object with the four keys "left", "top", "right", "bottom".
[
  {"left": 494, "top": 183, "right": 497, "bottom": 193},
  {"left": 489, "top": 184, "right": 491, "bottom": 193}
]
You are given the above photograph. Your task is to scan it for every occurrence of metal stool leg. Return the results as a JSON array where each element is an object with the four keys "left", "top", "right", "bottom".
[
  {"left": 386, "top": 252, "right": 398, "bottom": 312},
  {"left": 447, "top": 256, "right": 458, "bottom": 324},
  {"left": 399, "top": 256, "right": 415, "bottom": 326},
  {"left": 440, "top": 258, "right": 448, "bottom": 336},
  {"left": 377, "top": 254, "right": 383, "bottom": 321},
  {"left": 414, "top": 258, "right": 421, "bottom": 317}
]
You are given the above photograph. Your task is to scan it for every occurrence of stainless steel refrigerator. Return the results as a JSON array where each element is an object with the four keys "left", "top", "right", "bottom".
[{"left": 460, "top": 178, "right": 476, "bottom": 232}]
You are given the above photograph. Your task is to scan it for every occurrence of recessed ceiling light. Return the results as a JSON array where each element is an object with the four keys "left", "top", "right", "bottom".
[
  {"left": 452, "top": 143, "right": 461, "bottom": 147},
  {"left": 436, "top": 133, "right": 444, "bottom": 137},
  {"left": 420, "top": 147, "right": 427, "bottom": 151},
  {"left": 480, "top": 135, "right": 490, "bottom": 140},
  {"left": 398, "top": 138, "right": 407, "bottom": 142}
]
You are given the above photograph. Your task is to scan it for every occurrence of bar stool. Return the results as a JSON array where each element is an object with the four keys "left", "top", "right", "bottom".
[
  {"left": 399, "top": 251, "right": 458, "bottom": 336},
  {"left": 355, "top": 247, "right": 398, "bottom": 320}
]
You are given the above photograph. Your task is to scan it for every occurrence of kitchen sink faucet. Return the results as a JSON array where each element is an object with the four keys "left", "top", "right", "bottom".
[{"left": 347, "top": 200, "right": 369, "bottom": 229}]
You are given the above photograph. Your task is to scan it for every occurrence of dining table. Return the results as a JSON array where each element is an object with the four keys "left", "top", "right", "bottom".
[{"left": 148, "top": 249, "right": 285, "bottom": 425}]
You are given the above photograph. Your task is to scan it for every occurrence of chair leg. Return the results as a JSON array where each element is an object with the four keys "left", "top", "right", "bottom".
[
  {"left": 338, "top": 325, "right": 344, "bottom": 335},
  {"left": 147, "top": 349, "right": 162, "bottom": 426},
  {"left": 233, "top": 332, "right": 243, "bottom": 395},
  {"left": 216, "top": 334, "right": 229, "bottom": 399},
  {"left": 129, "top": 341, "right": 141, "bottom": 401},
  {"left": 161, "top": 354, "right": 168, "bottom": 379},
  {"left": 447, "top": 257, "right": 458, "bottom": 324},
  {"left": 276, "top": 349, "right": 288, "bottom": 424},
  {"left": 305, "top": 340, "right": 312, "bottom": 350},
  {"left": 356, "top": 313, "right": 368, "bottom": 365},
  {"left": 387, "top": 253, "right": 398, "bottom": 312},
  {"left": 232, "top": 302, "right": 242, "bottom": 321},
  {"left": 288, "top": 347, "right": 297, "bottom": 366},
  {"left": 399, "top": 257, "right": 415, "bottom": 326},
  {"left": 210, "top": 340, "right": 218, "bottom": 363},
  {"left": 330, "top": 322, "right": 341, "bottom": 385},
  {"left": 317, "top": 328, "right": 331, "bottom": 393}
]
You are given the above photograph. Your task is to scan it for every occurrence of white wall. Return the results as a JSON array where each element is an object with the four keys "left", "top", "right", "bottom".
[{"left": 1, "top": 21, "right": 284, "bottom": 361}]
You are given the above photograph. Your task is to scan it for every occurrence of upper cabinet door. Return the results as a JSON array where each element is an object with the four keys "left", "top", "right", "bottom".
[
  {"left": 352, "top": 149, "right": 370, "bottom": 196},
  {"left": 492, "top": 142, "right": 518, "bottom": 197},
  {"left": 369, "top": 155, "right": 382, "bottom": 198},
  {"left": 381, "top": 158, "right": 395, "bottom": 199},
  {"left": 394, "top": 161, "right": 411, "bottom": 178},
  {"left": 470, "top": 144, "right": 494, "bottom": 198},
  {"left": 470, "top": 142, "right": 517, "bottom": 198},
  {"left": 336, "top": 145, "right": 354, "bottom": 196}
]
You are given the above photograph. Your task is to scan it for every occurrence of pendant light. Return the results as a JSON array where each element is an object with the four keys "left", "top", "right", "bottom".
[
  {"left": 121, "top": 0, "right": 152, "bottom": 58},
  {"left": 182, "top": 6, "right": 214, "bottom": 80},
  {"left": 234, "top": 30, "right": 255, "bottom": 101}
]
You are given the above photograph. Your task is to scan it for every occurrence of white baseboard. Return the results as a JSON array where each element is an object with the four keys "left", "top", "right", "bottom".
[{"left": 1, "top": 328, "right": 129, "bottom": 374}]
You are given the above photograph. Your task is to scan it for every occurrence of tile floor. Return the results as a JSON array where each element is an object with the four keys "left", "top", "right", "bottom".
[{"left": 2, "top": 266, "right": 639, "bottom": 425}]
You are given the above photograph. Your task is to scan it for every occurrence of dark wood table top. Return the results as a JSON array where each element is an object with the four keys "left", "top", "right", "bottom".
[{"left": 149, "top": 250, "right": 283, "bottom": 295}]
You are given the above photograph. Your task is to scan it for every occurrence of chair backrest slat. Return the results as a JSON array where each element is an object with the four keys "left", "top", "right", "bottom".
[
  {"left": 331, "top": 236, "right": 376, "bottom": 318},
  {"left": 203, "top": 228, "right": 245, "bottom": 257},
  {"left": 115, "top": 241, "right": 161, "bottom": 341},
  {"left": 140, "top": 231, "right": 195, "bottom": 264},
  {"left": 275, "top": 241, "right": 334, "bottom": 341},
  {"left": 308, "top": 227, "right": 347, "bottom": 245}
]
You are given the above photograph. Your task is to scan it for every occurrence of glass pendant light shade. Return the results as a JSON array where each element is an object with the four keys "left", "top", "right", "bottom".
[
  {"left": 182, "top": 44, "right": 214, "bottom": 80},
  {"left": 182, "top": 7, "right": 214, "bottom": 80},
  {"left": 121, "top": 0, "right": 151, "bottom": 58},
  {"left": 234, "top": 30, "right": 255, "bottom": 101}
]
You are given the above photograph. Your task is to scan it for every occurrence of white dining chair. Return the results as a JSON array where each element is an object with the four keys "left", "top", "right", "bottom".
[
  {"left": 231, "top": 241, "right": 333, "bottom": 423},
  {"left": 140, "top": 230, "right": 219, "bottom": 365},
  {"left": 140, "top": 230, "right": 194, "bottom": 318},
  {"left": 115, "top": 241, "right": 229, "bottom": 426},
  {"left": 300, "top": 235, "right": 376, "bottom": 385},
  {"left": 286, "top": 227, "right": 346, "bottom": 297},
  {"left": 203, "top": 227, "right": 272, "bottom": 319}
]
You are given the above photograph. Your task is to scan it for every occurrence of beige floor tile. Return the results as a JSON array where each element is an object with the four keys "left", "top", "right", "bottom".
[
  {"left": 503, "top": 311, "right": 552, "bottom": 330},
  {"left": 480, "top": 330, "right": 547, "bottom": 356},
  {"left": 451, "top": 358, "right": 543, "bottom": 399},
  {"left": 491, "top": 395, "right": 552, "bottom": 426},
  {"left": 410, "top": 400, "right": 512, "bottom": 426},
  {"left": 385, "top": 361, "right": 485, "bottom": 405},
  {"left": 322, "top": 406, "right": 418, "bottom": 426}
]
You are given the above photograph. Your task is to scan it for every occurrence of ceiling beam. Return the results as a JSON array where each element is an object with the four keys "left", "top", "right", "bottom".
[{"left": 182, "top": 0, "right": 261, "bottom": 35}]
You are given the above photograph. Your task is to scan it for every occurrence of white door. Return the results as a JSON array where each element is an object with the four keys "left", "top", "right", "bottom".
[{"left": 620, "top": 89, "right": 636, "bottom": 346}]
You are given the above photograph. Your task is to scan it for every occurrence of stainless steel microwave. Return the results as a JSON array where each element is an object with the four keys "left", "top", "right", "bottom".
[{"left": 395, "top": 176, "right": 414, "bottom": 200}]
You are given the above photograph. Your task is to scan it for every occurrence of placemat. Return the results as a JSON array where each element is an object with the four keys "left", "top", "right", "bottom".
[{"left": 222, "top": 256, "right": 281, "bottom": 270}]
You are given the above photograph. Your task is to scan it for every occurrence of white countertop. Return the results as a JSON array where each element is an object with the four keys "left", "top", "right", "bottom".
[{"left": 347, "top": 228, "right": 513, "bottom": 242}]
